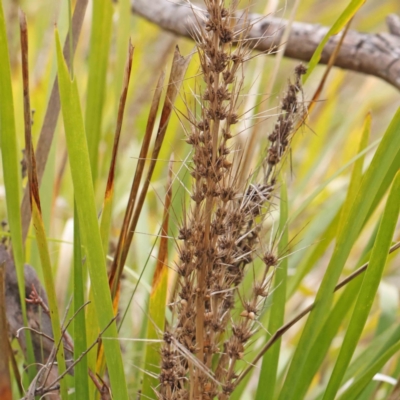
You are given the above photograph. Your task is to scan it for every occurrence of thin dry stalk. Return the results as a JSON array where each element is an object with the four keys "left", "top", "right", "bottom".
[
  {"left": 20, "top": 0, "right": 89, "bottom": 242},
  {"left": 108, "top": 70, "right": 166, "bottom": 293},
  {"left": 109, "top": 48, "right": 191, "bottom": 297},
  {"left": 105, "top": 40, "right": 134, "bottom": 200}
]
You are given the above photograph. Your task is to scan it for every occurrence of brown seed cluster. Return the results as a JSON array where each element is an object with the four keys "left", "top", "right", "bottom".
[
  {"left": 265, "top": 64, "right": 307, "bottom": 184},
  {"left": 157, "top": 1, "right": 306, "bottom": 399}
]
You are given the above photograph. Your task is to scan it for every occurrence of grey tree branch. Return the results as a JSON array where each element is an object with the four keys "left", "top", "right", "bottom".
[{"left": 131, "top": 0, "right": 400, "bottom": 90}]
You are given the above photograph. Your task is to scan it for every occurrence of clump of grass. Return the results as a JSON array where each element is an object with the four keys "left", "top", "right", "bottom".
[
  {"left": 1, "top": 0, "right": 400, "bottom": 399},
  {"left": 158, "top": 1, "right": 306, "bottom": 398}
]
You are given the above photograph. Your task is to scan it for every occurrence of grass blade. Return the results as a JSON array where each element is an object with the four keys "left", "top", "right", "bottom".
[
  {"left": 95, "top": 67, "right": 166, "bottom": 396},
  {"left": 303, "top": 0, "right": 365, "bottom": 82},
  {"left": 236, "top": 241, "right": 400, "bottom": 388},
  {"left": 337, "top": 112, "right": 371, "bottom": 234},
  {"left": 95, "top": 39, "right": 134, "bottom": 383},
  {"left": 290, "top": 137, "right": 379, "bottom": 223},
  {"left": 255, "top": 179, "right": 288, "bottom": 400},
  {"left": 345, "top": 323, "right": 400, "bottom": 383},
  {"left": 115, "top": 0, "right": 132, "bottom": 99},
  {"left": 288, "top": 200, "right": 340, "bottom": 297},
  {"left": 31, "top": 193, "right": 69, "bottom": 397},
  {"left": 120, "top": 47, "right": 192, "bottom": 273},
  {"left": 338, "top": 340, "right": 400, "bottom": 400},
  {"left": 110, "top": 47, "right": 192, "bottom": 297},
  {"left": 55, "top": 29, "right": 129, "bottom": 400},
  {"left": 100, "top": 40, "right": 134, "bottom": 252},
  {"left": 322, "top": 171, "right": 400, "bottom": 399},
  {"left": 108, "top": 70, "right": 165, "bottom": 293},
  {"left": 20, "top": 12, "right": 68, "bottom": 396},
  {"left": 0, "top": 2, "right": 36, "bottom": 378},
  {"left": 142, "top": 160, "right": 173, "bottom": 398},
  {"left": 292, "top": 267, "right": 363, "bottom": 399},
  {"left": 20, "top": 0, "right": 89, "bottom": 241},
  {"left": 287, "top": 113, "right": 372, "bottom": 397},
  {"left": 73, "top": 208, "right": 89, "bottom": 400},
  {"left": 85, "top": 0, "right": 113, "bottom": 183},
  {"left": 278, "top": 107, "right": 400, "bottom": 400},
  {"left": 0, "top": 263, "right": 12, "bottom": 400}
]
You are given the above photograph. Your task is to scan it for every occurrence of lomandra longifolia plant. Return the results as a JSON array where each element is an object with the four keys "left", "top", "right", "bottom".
[{"left": 159, "top": 1, "right": 306, "bottom": 398}]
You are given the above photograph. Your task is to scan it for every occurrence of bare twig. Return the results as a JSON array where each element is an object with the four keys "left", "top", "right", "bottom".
[
  {"left": 387, "top": 13, "right": 400, "bottom": 37},
  {"left": 35, "top": 316, "right": 117, "bottom": 396},
  {"left": 16, "top": 326, "right": 55, "bottom": 346},
  {"left": 131, "top": 0, "right": 400, "bottom": 90},
  {"left": 88, "top": 370, "right": 112, "bottom": 400},
  {"left": 26, "top": 284, "right": 50, "bottom": 315},
  {"left": 39, "top": 299, "right": 88, "bottom": 388}
]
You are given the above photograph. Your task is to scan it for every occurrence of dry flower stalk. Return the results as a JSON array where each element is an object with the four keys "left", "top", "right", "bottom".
[{"left": 158, "top": 1, "right": 306, "bottom": 399}]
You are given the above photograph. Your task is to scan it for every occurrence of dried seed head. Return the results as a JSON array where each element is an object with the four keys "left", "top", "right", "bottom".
[
  {"left": 267, "top": 147, "right": 280, "bottom": 165},
  {"left": 263, "top": 251, "right": 278, "bottom": 267},
  {"left": 222, "top": 128, "right": 232, "bottom": 139},
  {"left": 220, "top": 27, "right": 233, "bottom": 43},
  {"left": 164, "top": 1, "right": 293, "bottom": 396},
  {"left": 226, "top": 113, "right": 239, "bottom": 125},
  {"left": 222, "top": 382, "right": 235, "bottom": 395},
  {"left": 253, "top": 281, "right": 270, "bottom": 298},
  {"left": 295, "top": 63, "right": 307, "bottom": 80},
  {"left": 178, "top": 227, "right": 192, "bottom": 241},
  {"left": 180, "top": 299, "right": 188, "bottom": 307}
]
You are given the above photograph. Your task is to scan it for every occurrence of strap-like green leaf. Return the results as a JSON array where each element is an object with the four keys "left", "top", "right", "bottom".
[
  {"left": 256, "top": 180, "right": 288, "bottom": 400},
  {"left": 338, "top": 340, "right": 400, "bottom": 400},
  {"left": 323, "top": 171, "right": 400, "bottom": 399},
  {"left": 85, "top": 0, "right": 113, "bottom": 183},
  {"left": 31, "top": 200, "right": 68, "bottom": 398},
  {"left": 278, "top": 108, "right": 400, "bottom": 400},
  {"left": 0, "top": 2, "right": 35, "bottom": 378},
  {"left": 303, "top": 0, "right": 366, "bottom": 82},
  {"left": 288, "top": 113, "right": 372, "bottom": 397},
  {"left": 55, "top": 29, "right": 129, "bottom": 400}
]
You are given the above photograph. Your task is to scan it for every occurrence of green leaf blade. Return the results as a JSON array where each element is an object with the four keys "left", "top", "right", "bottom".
[
  {"left": 323, "top": 170, "right": 400, "bottom": 399},
  {"left": 31, "top": 200, "right": 68, "bottom": 398},
  {"left": 85, "top": 0, "right": 113, "bottom": 183},
  {"left": 73, "top": 210, "right": 89, "bottom": 400},
  {"left": 337, "top": 112, "right": 371, "bottom": 234},
  {"left": 255, "top": 180, "right": 288, "bottom": 400},
  {"left": 0, "top": 2, "right": 35, "bottom": 378},
  {"left": 142, "top": 169, "right": 172, "bottom": 398},
  {"left": 288, "top": 113, "right": 373, "bottom": 397},
  {"left": 338, "top": 341, "right": 400, "bottom": 400},
  {"left": 303, "top": 0, "right": 366, "bottom": 82},
  {"left": 55, "top": 29, "right": 128, "bottom": 400},
  {"left": 278, "top": 107, "right": 400, "bottom": 400}
]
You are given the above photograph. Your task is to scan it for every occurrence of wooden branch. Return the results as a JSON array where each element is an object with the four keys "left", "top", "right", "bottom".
[{"left": 131, "top": 0, "right": 400, "bottom": 90}]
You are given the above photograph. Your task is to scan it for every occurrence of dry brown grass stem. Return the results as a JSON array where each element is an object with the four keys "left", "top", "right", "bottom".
[
  {"left": 20, "top": 0, "right": 89, "bottom": 242},
  {"left": 109, "top": 48, "right": 191, "bottom": 298},
  {"left": 158, "top": 1, "right": 307, "bottom": 399}
]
